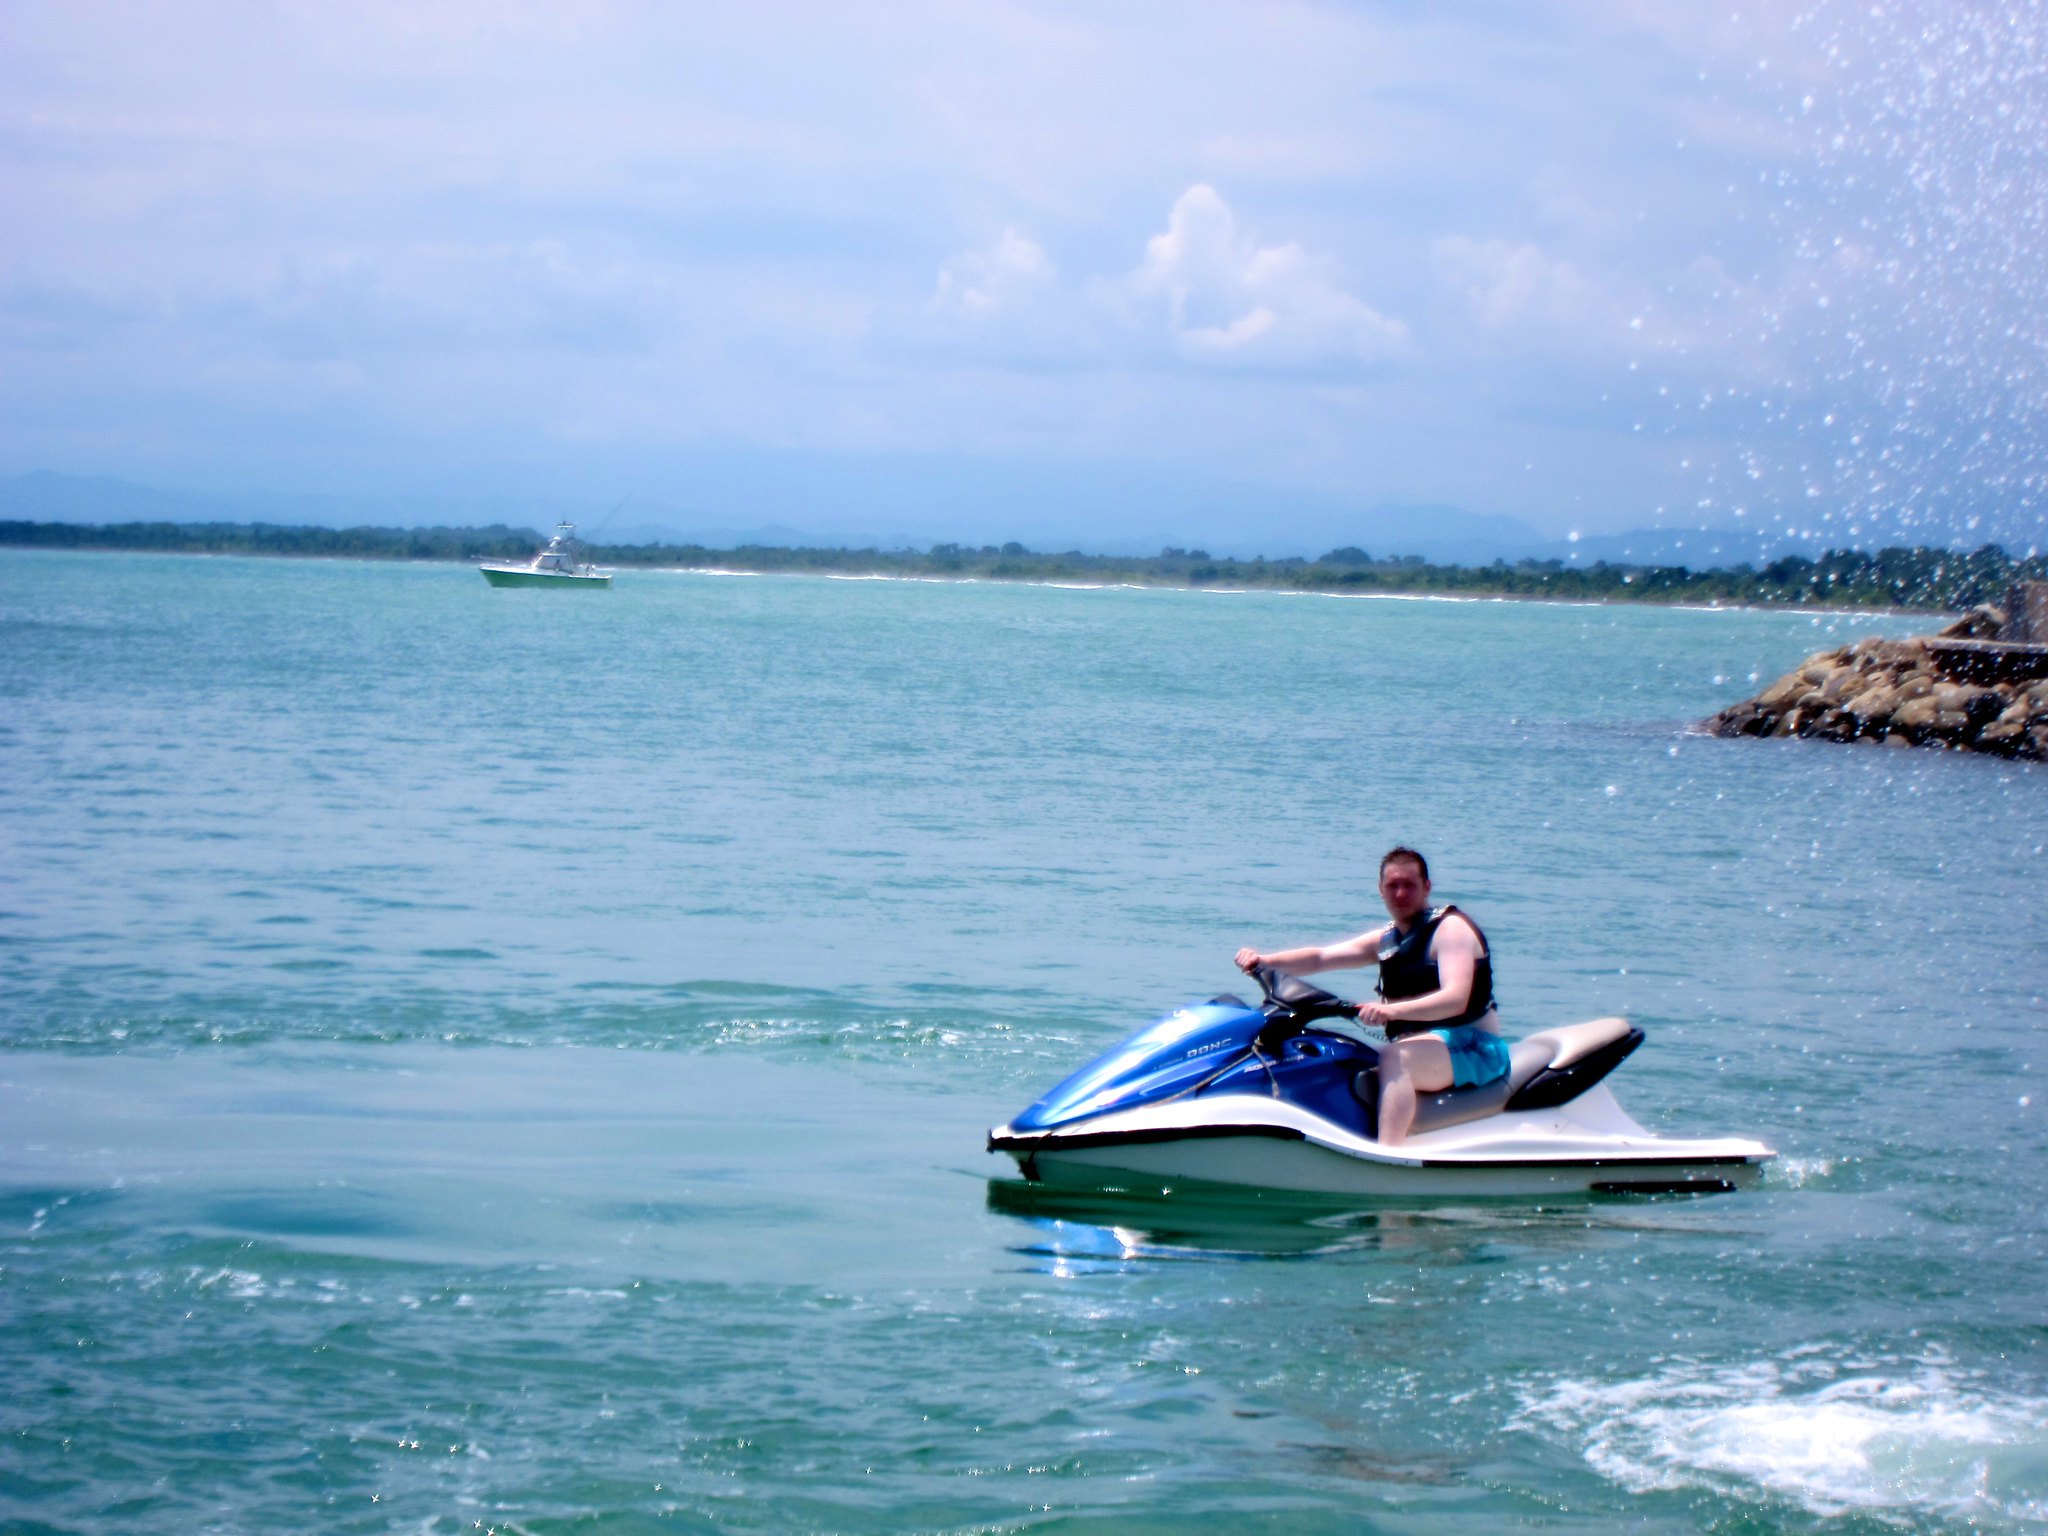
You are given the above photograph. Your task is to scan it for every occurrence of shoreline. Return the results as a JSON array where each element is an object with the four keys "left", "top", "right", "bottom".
[
  {"left": 674, "top": 562, "right": 1927, "bottom": 619},
  {"left": 0, "top": 537, "right": 1961, "bottom": 619}
]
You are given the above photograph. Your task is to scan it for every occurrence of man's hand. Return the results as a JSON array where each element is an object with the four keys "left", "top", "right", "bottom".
[{"left": 1234, "top": 948, "right": 1263, "bottom": 974}]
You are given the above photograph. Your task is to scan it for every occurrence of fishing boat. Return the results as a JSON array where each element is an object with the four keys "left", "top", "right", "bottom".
[{"left": 479, "top": 524, "right": 611, "bottom": 588}]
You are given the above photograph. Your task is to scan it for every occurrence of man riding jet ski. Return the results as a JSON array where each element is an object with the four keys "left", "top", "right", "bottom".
[
  {"left": 988, "top": 850, "right": 1775, "bottom": 1198},
  {"left": 1235, "top": 846, "right": 1502, "bottom": 1147}
]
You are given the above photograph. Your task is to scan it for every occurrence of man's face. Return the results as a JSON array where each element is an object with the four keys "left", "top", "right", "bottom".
[{"left": 1378, "top": 860, "right": 1430, "bottom": 924}]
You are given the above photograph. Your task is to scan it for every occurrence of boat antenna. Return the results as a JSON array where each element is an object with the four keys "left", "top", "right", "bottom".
[{"left": 584, "top": 494, "right": 632, "bottom": 546}]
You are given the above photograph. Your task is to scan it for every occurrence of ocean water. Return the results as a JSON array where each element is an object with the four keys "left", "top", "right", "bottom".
[{"left": 3, "top": 547, "right": 2046, "bottom": 1534}]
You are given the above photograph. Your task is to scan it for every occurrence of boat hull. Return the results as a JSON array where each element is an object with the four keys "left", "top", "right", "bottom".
[
  {"left": 480, "top": 566, "right": 611, "bottom": 588},
  {"left": 990, "top": 1084, "right": 1774, "bottom": 1200},
  {"left": 1007, "top": 1134, "right": 1766, "bottom": 1198}
]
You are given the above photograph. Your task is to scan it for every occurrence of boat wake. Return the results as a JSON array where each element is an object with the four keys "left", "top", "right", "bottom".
[{"left": 1513, "top": 1350, "right": 2048, "bottom": 1526}]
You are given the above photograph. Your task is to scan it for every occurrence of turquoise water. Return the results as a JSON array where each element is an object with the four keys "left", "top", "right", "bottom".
[{"left": 3, "top": 548, "right": 2046, "bottom": 1533}]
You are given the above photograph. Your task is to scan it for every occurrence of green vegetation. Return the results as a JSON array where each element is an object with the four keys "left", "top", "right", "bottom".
[
  {"left": 0, "top": 520, "right": 542, "bottom": 562},
  {"left": 3, "top": 518, "right": 2042, "bottom": 612}
]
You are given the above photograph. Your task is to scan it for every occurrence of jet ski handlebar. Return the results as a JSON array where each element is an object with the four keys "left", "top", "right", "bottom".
[
  {"left": 1246, "top": 964, "right": 1363, "bottom": 1046},
  {"left": 1248, "top": 962, "right": 1348, "bottom": 1011}
]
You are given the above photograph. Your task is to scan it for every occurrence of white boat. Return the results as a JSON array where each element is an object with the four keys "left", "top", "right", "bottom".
[{"left": 480, "top": 524, "right": 611, "bottom": 588}]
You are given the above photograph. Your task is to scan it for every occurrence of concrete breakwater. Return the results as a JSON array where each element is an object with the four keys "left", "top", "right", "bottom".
[{"left": 1703, "top": 584, "right": 2048, "bottom": 761}]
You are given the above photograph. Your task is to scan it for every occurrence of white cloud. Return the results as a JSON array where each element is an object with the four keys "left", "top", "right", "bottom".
[
  {"left": 1125, "top": 185, "right": 1408, "bottom": 368},
  {"left": 931, "top": 229, "right": 1054, "bottom": 317},
  {"left": 921, "top": 187, "right": 1405, "bottom": 375},
  {"left": 1432, "top": 235, "right": 1605, "bottom": 333}
]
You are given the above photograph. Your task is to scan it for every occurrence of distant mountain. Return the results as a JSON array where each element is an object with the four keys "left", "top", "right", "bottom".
[
  {"left": 0, "top": 472, "right": 600, "bottom": 538},
  {"left": 1532, "top": 524, "right": 1839, "bottom": 569},
  {"left": 0, "top": 471, "right": 239, "bottom": 525},
  {"left": 1270, "top": 502, "right": 1545, "bottom": 566},
  {"left": 1239, "top": 510, "right": 1814, "bottom": 570},
  {"left": 0, "top": 473, "right": 854, "bottom": 549},
  {"left": 1538, "top": 516, "right": 2045, "bottom": 568},
  {"left": 605, "top": 520, "right": 868, "bottom": 550}
]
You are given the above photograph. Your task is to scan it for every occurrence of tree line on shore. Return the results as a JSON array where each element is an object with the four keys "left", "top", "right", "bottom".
[{"left": 3, "top": 517, "right": 2043, "bottom": 613}]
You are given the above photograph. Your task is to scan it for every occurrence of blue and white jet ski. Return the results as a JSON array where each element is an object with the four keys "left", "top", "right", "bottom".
[{"left": 989, "top": 967, "right": 1775, "bottom": 1198}]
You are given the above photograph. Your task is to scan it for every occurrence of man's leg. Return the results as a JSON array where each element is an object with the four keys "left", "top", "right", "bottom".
[{"left": 1377, "top": 1035, "right": 1455, "bottom": 1146}]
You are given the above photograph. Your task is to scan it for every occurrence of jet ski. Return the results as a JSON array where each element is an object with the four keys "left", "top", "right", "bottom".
[{"left": 988, "top": 967, "right": 1775, "bottom": 1198}]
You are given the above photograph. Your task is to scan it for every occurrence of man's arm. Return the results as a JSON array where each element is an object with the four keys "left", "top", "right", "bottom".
[
  {"left": 1235, "top": 928, "right": 1386, "bottom": 977},
  {"left": 1355, "top": 915, "right": 1483, "bottom": 1028}
]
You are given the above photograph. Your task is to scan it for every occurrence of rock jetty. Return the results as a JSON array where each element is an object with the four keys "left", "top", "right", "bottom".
[{"left": 1703, "top": 583, "right": 2048, "bottom": 761}]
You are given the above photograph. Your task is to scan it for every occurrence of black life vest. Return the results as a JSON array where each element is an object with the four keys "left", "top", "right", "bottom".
[{"left": 1376, "top": 904, "right": 1495, "bottom": 1035}]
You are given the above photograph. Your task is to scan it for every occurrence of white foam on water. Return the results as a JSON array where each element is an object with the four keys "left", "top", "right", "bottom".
[
  {"left": 1766, "top": 1154, "right": 1839, "bottom": 1189},
  {"left": 1515, "top": 1355, "right": 2048, "bottom": 1526}
]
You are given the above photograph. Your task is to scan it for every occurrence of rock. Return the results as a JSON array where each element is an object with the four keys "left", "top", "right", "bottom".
[
  {"left": 1938, "top": 605, "right": 2008, "bottom": 640},
  {"left": 1926, "top": 683, "right": 2002, "bottom": 726},
  {"left": 1892, "top": 695, "right": 1941, "bottom": 734},
  {"left": 2003, "top": 581, "right": 2048, "bottom": 643},
  {"left": 1979, "top": 717, "right": 2028, "bottom": 754},
  {"left": 1758, "top": 674, "right": 1807, "bottom": 711},
  {"left": 1930, "top": 708, "right": 1973, "bottom": 740},
  {"left": 1962, "top": 688, "right": 2007, "bottom": 728},
  {"left": 1709, "top": 703, "right": 1768, "bottom": 738},
  {"left": 1812, "top": 708, "right": 1857, "bottom": 740},
  {"left": 1848, "top": 684, "right": 1900, "bottom": 723},
  {"left": 1699, "top": 619, "right": 2048, "bottom": 764}
]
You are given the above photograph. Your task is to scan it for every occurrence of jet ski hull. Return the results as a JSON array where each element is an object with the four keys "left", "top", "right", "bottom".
[
  {"left": 1004, "top": 1132, "right": 1767, "bottom": 1198},
  {"left": 991, "top": 1084, "right": 1773, "bottom": 1199}
]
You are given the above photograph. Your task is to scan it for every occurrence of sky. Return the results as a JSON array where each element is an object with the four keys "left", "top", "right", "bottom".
[{"left": 3, "top": 1, "right": 2045, "bottom": 555}]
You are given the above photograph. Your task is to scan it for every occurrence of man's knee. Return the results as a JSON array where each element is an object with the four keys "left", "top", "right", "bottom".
[{"left": 1380, "top": 1040, "right": 1419, "bottom": 1084}]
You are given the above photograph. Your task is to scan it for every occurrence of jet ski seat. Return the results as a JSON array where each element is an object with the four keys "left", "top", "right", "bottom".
[
  {"left": 1404, "top": 1016, "right": 1643, "bottom": 1136},
  {"left": 1510, "top": 1017, "right": 1638, "bottom": 1085}
]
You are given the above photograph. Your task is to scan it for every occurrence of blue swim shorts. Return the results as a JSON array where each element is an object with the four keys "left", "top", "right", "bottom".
[{"left": 1430, "top": 1024, "right": 1512, "bottom": 1088}]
